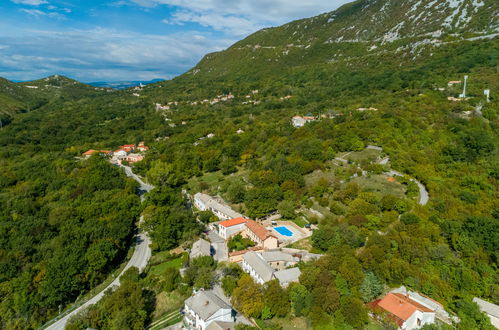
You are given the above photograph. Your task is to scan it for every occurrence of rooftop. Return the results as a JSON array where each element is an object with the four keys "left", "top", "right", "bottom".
[
  {"left": 377, "top": 293, "right": 434, "bottom": 322},
  {"left": 190, "top": 238, "right": 212, "bottom": 259},
  {"left": 274, "top": 267, "right": 301, "bottom": 286},
  {"left": 243, "top": 251, "right": 274, "bottom": 282},
  {"left": 185, "top": 290, "right": 231, "bottom": 321},
  {"left": 219, "top": 217, "right": 247, "bottom": 228},
  {"left": 245, "top": 220, "right": 276, "bottom": 241},
  {"left": 473, "top": 297, "right": 499, "bottom": 318},
  {"left": 261, "top": 251, "right": 298, "bottom": 263}
]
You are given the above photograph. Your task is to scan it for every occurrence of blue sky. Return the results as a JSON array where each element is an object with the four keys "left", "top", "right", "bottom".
[{"left": 0, "top": 0, "right": 349, "bottom": 82}]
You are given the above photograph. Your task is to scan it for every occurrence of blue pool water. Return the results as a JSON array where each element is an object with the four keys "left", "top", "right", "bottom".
[{"left": 274, "top": 226, "right": 294, "bottom": 237}]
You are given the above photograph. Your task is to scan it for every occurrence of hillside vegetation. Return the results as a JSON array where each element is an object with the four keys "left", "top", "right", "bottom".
[{"left": 0, "top": 0, "right": 497, "bottom": 328}]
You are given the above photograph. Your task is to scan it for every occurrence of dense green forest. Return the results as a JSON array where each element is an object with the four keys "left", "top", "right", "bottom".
[{"left": 0, "top": 0, "right": 497, "bottom": 328}]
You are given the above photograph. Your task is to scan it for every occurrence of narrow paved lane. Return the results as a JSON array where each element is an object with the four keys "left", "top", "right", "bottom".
[
  {"left": 386, "top": 170, "right": 429, "bottom": 206},
  {"left": 45, "top": 166, "right": 153, "bottom": 330}
]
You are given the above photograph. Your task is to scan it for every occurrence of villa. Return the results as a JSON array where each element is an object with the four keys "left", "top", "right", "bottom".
[
  {"left": 243, "top": 220, "right": 279, "bottom": 249},
  {"left": 184, "top": 290, "right": 233, "bottom": 330},
  {"left": 369, "top": 286, "right": 454, "bottom": 329},
  {"left": 370, "top": 293, "right": 435, "bottom": 329},
  {"left": 218, "top": 217, "right": 248, "bottom": 240}
]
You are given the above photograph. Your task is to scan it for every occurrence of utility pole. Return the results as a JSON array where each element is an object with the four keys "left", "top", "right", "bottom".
[
  {"left": 460, "top": 75, "right": 468, "bottom": 98},
  {"left": 484, "top": 89, "right": 490, "bottom": 103}
]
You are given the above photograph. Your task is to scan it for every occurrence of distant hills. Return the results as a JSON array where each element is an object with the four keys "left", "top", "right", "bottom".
[{"left": 88, "top": 79, "right": 164, "bottom": 90}]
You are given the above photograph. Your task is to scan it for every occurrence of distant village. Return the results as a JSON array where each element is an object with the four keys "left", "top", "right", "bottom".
[{"left": 82, "top": 141, "right": 149, "bottom": 164}]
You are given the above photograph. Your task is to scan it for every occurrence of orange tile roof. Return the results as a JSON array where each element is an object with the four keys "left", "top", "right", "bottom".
[
  {"left": 83, "top": 149, "right": 97, "bottom": 156},
  {"left": 245, "top": 220, "right": 277, "bottom": 241},
  {"left": 377, "top": 293, "right": 433, "bottom": 322},
  {"left": 219, "top": 217, "right": 247, "bottom": 228}
]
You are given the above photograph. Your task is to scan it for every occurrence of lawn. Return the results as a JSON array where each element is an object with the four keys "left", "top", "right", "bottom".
[
  {"left": 187, "top": 171, "right": 226, "bottom": 194},
  {"left": 286, "top": 237, "right": 314, "bottom": 252},
  {"left": 304, "top": 169, "right": 337, "bottom": 188},
  {"left": 292, "top": 217, "right": 308, "bottom": 228},
  {"left": 149, "top": 257, "right": 183, "bottom": 276},
  {"left": 343, "top": 148, "right": 382, "bottom": 163},
  {"left": 260, "top": 316, "right": 310, "bottom": 329},
  {"left": 350, "top": 174, "right": 406, "bottom": 198}
]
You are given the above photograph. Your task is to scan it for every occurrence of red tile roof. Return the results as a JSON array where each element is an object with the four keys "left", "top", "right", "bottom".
[
  {"left": 219, "top": 217, "right": 247, "bottom": 228},
  {"left": 83, "top": 149, "right": 97, "bottom": 156},
  {"left": 245, "top": 220, "right": 277, "bottom": 241},
  {"left": 376, "top": 293, "right": 433, "bottom": 322}
]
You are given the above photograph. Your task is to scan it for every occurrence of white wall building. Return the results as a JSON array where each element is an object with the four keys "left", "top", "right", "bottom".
[
  {"left": 218, "top": 217, "right": 248, "bottom": 240},
  {"left": 193, "top": 193, "right": 243, "bottom": 220},
  {"left": 241, "top": 251, "right": 274, "bottom": 285},
  {"left": 473, "top": 297, "right": 499, "bottom": 328},
  {"left": 184, "top": 290, "right": 233, "bottom": 330},
  {"left": 375, "top": 292, "right": 435, "bottom": 329}
]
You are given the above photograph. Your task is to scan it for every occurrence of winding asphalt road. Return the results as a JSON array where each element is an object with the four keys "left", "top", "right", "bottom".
[
  {"left": 45, "top": 165, "right": 153, "bottom": 330},
  {"left": 386, "top": 170, "right": 429, "bottom": 206}
]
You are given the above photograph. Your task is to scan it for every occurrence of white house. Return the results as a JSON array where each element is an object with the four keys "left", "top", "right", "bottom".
[
  {"left": 292, "top": 116, "right": 306, "bottom": 128},
  {"left": 193, "top": 193, "right": 243, "bottom": 220},
  {"left": 241, "top": 251, "right": 274, "bottom": 285},
  {"left": 218, "top": 217, "right": 248, "bottom": 240},
  {"left": 194, "top": 193, "right": 211, "bottom": 211},
  {"left": 372, "top": 292, "right": 436, "bottom": 330},
  {"left": 473, "top": 297, "right": 499, "bottom": 328},
  {"left": 184, "top": 290, "right": 233, "bottom": 330}
]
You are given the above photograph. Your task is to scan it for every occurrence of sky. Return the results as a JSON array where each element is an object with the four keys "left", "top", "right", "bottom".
[{"left": 0, "top": 0, "right": 350, "bottom": 82}]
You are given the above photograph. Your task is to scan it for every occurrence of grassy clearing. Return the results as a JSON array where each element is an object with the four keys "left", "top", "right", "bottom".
[
  {"left": 292, "top": 217, "right": 308, "bottom": 227},
  {"left": 187, "top": 171, "right": 226, "bottom": 194},
  {"left": 149, "top": 310, "right": 183, "bottom": 330},
  {"left": 351, "top": 174, "right": 406, "bottom": 198},
  {"left": 149, "top": 257, "right": 183, "bottom": 276},
  {"left": 152, "top": 290, "right": 189, "bottom": 321},
  {"left": 304, "top": 169, "right": 337, "bottom": 187},
  {"left": 263, "top": 316, "right": 310, "bottom": 329},
  {"left": 343, "top": 148, "right": 381, "bottom": 163},
  {"left": 286, "top": 237, "right": 313, "bottom": 251}
]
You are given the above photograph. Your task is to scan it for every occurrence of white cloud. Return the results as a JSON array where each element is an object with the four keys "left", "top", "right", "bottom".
[
  {"left": 20, "top": 8, "right": 65, "bottom": 18},
  {"left": 11, "top": 0, "right": 47, "bottom": 5},
  {"left": 0, "top": 27, "right": 232, "bottom": 81},
  {"left": 154, "top": 0, "right": 349, "bottom": 36}
]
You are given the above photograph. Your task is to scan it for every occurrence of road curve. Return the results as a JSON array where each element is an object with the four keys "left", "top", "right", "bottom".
[
  {"left": 386, "top": 170, "right": 429, "bottom": 206},
  {"left": 45, "top": 166, "right": 153, "bottom": 330}
]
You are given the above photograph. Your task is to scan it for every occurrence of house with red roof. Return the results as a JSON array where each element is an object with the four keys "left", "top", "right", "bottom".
[
  {"left": 370, "top": 292, "right": 436, "bottom": 329},
  {"left": 121, "top": 144, "right": 136, "bottom": 152},
  {"left": 83, "top": 149, "right": 98, "bottom": 158},
  {"left": 243, "top": 220, "right": 279, "bottom": 249},
  {"left": 218, "top": 217, "right": 248, "bottom": 240}
]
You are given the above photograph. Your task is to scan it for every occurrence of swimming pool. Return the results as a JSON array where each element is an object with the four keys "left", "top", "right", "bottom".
[{"left": 274, "top": 226, "right": 294, "bottom": 237}]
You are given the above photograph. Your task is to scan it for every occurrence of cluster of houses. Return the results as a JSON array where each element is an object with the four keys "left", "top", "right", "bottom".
[
  {"left": 184, "top": 193, "right": 321, "bottom": 329},
  {"left": 82, "top": 141, "right": 149, "bottom": 164},
  {"left": 186, "top": 192, "right": 480, "bottom": 330}
]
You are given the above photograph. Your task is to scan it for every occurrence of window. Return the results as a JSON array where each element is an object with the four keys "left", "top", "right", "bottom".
[{"left": 417, "top": 319, "right": 421, "bottom": 326}]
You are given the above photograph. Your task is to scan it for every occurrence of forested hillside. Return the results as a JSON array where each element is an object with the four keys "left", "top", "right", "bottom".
[{"left": 0, "top": 0, "right": 497, "bottom": 328}]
